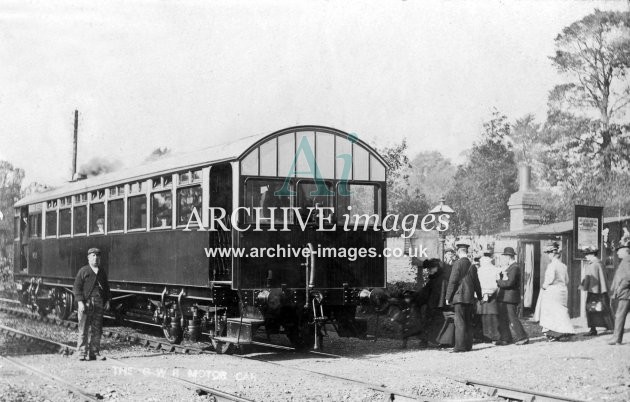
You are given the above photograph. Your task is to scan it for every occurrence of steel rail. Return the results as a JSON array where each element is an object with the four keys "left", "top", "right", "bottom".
[
  {"left": 1, "top": 300, "right": 573, "bottom": 401},
  {"left": 304, "top": 350, "right": 584, "bottom": 402},
  {"left": 0, "top": 324, "right": 74, "bottom": 354},
  {"left": 0, "top": 355, "right": 101, "bottom": 402},
  {"left": 0, "top": 323, "right": 249, "bottom": 402},
  {"left": 453, "top": 378, "right": 584, "bottom": 402},
  {"left": 0, "top": 297, "right": 20, "bottom": 304}
]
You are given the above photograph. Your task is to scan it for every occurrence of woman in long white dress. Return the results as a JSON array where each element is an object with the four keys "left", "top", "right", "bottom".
[{"left": 534, "top": 243, "right": 576, "bottom": 341}]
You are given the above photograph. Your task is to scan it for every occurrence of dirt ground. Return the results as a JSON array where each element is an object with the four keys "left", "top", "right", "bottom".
[{"left": 1, "top": 313, "right": 629, "bottom": 402}]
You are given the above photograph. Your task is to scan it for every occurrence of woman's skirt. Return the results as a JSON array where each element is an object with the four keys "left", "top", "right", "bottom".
[
  {"left": 534, "top": 285, "right": 575, "bottom": 335},
  {"left": 585, "top": 292, "right": 614, "bottom": 330}
]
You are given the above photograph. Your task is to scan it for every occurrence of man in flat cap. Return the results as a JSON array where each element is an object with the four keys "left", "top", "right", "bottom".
[
  {"left": 610, "top": 238, "right": 630, "bottom": 345},
  {"left": 445, "top": 241, "right": 482, "bottom": 352},
  {"left": 496, "top": 247, "right": 529, "bottom": 345},
  {"left": 73, "top": 248, "right": 111, "bottom": 360}
]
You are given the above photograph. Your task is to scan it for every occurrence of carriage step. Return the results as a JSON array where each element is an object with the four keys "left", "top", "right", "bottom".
[
  {"left": 212, "top": 336, "right": 252, "bottom": 345},
  {"left": 226, "top": 318, "right": 265, "bottom": 342}
]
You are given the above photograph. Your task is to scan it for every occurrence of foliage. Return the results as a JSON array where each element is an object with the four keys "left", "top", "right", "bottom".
[
  {"left": 446, "top": 110, "right": 518, "bottom": 235},
  {"left": 406, "top": 151, "right": 456, "bottom": 205},
  {"left": 0, "top": 161, "right": 25, "bottom": 261},
  {"left": 507, "top": 114, "right": 543, "bottom": 165},
  {"left": 550, "top": 9, "right": 630, "bottom": 126},
  {"left": 377, "top": 139, "right": 412, "bottom": 216}
]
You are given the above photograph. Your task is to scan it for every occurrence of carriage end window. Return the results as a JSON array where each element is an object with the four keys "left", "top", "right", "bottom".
[
  {"left": 337, "top": 183, "right": 379, "bottom": 225},
  {"left": 177, "top": 186, "right": 202, "bottom": 226},
  {"left": 59, "top": 209, "right": 72, "bottom": 236},
  {"left": 128, "top": 196, "right": 147, "bottom": 230},
  {"left": 151, "top": 191, "right": 172, "bottom": 229},
  {"left": 245, "top": 179, "right": 293, "bottom": 224},
  {"left": 90, "top": 203, "right": 105, "bottom": 234},
  {"left": 297, "top": 181, "right": 334, "bottom": 223},
  {"left": 108, "top": 199, "right": 124, "bottom": 232}
]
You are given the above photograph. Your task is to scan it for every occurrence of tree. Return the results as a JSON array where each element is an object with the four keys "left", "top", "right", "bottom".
[
  {"left": 407, "top": 151, "right": 456, "bottom": 205},
  {"left": 550, "top": 9, "right": 630, "bottom": 127},
  {"left": 0, "top": 161, "right": 25, "bottom": 263},
  {"left": 377, "top": 139, "right": 412, "bottom": 215},
  {"left": 507, "top": 114, "right": 543, "bottom": 165},
  {"left": 446, "top": 110, "right": 518, "bottom": 235}
]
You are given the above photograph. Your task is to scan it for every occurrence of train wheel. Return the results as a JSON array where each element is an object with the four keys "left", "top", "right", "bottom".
[
  {"left": 163, "top": 324, "right": 183, "bottom": 344},
  {"left": 211, "top": 339, "right": 234, "bottom": 355},
  {"left": 52, "top": 290, "right": 73, "bottom": 321}
]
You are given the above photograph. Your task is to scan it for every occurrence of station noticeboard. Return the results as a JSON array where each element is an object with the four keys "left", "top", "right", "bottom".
[{"left": 573, "top": 205, "right": 603, "bottom": 260}]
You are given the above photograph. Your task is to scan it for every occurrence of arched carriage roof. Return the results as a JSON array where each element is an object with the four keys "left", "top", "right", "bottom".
[{"left": 15, "top": 125, "right": 388, "bottom": 208}]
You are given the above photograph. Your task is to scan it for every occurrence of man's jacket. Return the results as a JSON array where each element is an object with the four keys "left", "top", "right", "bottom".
[
  {"left": 73, "top": 265, "right": 111, "bottom": 303},
  {"left": 496, "top": 262, "right": 521, "bottom": 304},
  {"left": 445, "top": 257, "right": 482, "bottom": 304}
]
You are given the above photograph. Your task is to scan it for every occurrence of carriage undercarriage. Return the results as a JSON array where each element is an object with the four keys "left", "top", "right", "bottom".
[{"left": 15, "top": 275, "right": 376, "bottom": 354}]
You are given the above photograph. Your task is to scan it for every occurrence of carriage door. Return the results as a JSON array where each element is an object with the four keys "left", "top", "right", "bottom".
[
  {"left": 209, "top": 163, "right": 233, "bottom": 282},
  {"left": 18, "top": 207, "right": 28, "bottom": 272}
]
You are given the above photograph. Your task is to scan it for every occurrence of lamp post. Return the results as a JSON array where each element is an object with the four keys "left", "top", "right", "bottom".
[{"left": 428, "top": 197, "right": 454, "bottom": 260}]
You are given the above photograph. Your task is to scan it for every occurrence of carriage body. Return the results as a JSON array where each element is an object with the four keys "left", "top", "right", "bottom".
[{"left": 13, "top": 126, "right": 388, "bottom": 349}]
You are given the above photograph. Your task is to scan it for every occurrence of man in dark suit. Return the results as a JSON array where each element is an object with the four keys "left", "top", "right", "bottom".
[
  {"left": 73, "top": 248, "right": 111, "bottom": 361},
  {"left": 496, "top": 247, "right": 529, "bottom": 345},
  {"left": 445, "top": 242, "right": 482, "bottom": 352}
]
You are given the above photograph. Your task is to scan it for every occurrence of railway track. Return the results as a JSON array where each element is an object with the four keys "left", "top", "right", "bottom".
[
  {"left": 0, "top": 298, "right": 584, "bottom": 402},
  {"left": 0, "top": 355, "right": 101, "bottom": 401},
  {"left": 0, "top": 321, "right": 253, "bottom": 401}
]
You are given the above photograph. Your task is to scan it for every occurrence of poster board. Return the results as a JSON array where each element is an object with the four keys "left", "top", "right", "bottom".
[{"left": 573, "top": 205, "right": 603, "bottom": 260}]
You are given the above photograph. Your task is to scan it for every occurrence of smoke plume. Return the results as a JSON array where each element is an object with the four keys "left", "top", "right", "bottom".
[{"left": 78, "top": 157, "right": 121, "bottom": 177}]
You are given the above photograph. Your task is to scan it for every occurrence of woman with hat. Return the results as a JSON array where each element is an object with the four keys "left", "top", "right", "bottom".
[
  {"left": 580, "top": 246, "right": 614, "bottom": 336},
  {"left": 476, "top": 249, "right": 501, "bottom": 342},
  {"left": 534, "top": 242, "right": 575, "bottom": 341}
]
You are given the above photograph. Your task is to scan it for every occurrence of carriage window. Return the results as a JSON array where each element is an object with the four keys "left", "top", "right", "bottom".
[
  {"left": 29, "top": 213, "right": 42, "bottom": 238},
  {"left": 177, "top": 186, "right": 202, "bottom": 226},
  {"left": 152, "top": 175, "right": 172, "bottom": 189},
  {"left": 353, "top": 144, "right": 370, "bottom": 181},
  {"left": 108, "top": 199, "right": 124, "bottom": 231},
  {"left": 110, "top": 185, "right": 127, "bottom": 197},
  {"left": 297, "top": 181, "right": 334, "bottom": 223},
  {"left": 245, "top": 179, "right": 293, "bottom": 224},
  {"left": 151, "top": 191, "right": 172, "bottom": 228},
  {"left": 45, "top": 211, "right": 57, "bottom": 237},
  {"left": 73, "top": 206, "right": 87, "bottom": 234},
  {"left": 337, "top": 184, "right": 379, "bottom": 224},
  {"left": 59, "top": 208, "right": 72, "bottom": 235},
  {"left": 128, "top": 196, "right": 147, "bottom": 230},
  {"left": 90, "top": 203, "right": 105, "bottom": 234}
]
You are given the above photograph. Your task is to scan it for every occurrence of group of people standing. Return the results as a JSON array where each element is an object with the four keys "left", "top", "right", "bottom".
[
  {"left": 401, "top": 242, "right": 529, "bottom": 352},
  {"left": 399, "top": 238, "right": 630, "bottom": 351}
]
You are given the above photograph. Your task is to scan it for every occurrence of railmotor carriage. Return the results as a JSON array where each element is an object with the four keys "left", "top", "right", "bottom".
[{"left": 13, "top": 126, "right": 389, "bottom": 353}]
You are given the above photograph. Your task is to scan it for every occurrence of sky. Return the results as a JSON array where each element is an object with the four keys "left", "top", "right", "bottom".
[{"left": 0, "top": 0, "right": 627, "bottom": 187}]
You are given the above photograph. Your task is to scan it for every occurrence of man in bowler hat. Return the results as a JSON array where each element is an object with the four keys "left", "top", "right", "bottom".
[
  {"left": 496, "top": 247, "right": 529, "bottom": 345},
  {"left": 73, "top": 248, "right": 111, "bottom": 360},
  {"left": 445, "top": 241, "right": 482, "bottom": 352}
]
